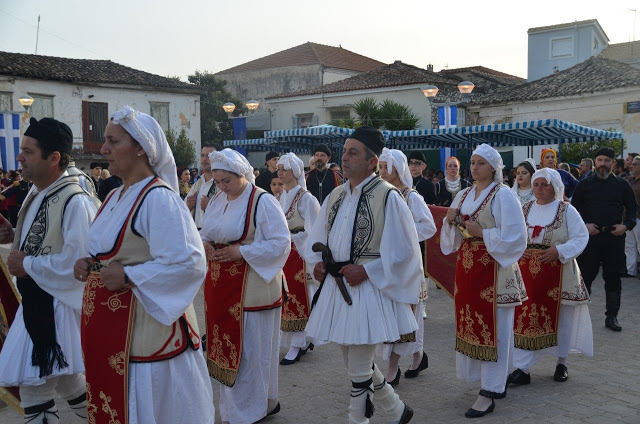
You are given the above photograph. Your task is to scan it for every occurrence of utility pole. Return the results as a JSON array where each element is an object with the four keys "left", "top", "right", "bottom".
[
  {"left": 628, "top": 9, "right": 637, "bottom": 41},
  {"left": 35, "top": 15, "right": 40, "bottom": 54}
]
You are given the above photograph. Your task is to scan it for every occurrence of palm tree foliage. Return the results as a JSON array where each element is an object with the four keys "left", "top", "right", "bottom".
[{"left": 329, "top": 97, "right": 420, "bottom": 130}]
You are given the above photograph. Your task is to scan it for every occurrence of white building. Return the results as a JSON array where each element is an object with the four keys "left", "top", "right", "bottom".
[{"left": 0, "top": 51, "right": 202, "bottom": 168}]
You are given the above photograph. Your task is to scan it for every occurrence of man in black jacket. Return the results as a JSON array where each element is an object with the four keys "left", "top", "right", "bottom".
[
  {"left": 408, "top": 152, "right": 437, "bottom": 205},
  {"left": 254, "top": 151, "right": 279, "bottom": 194},
  {"left": 571, "top": 147, "right": 638, "bottom": 332}
]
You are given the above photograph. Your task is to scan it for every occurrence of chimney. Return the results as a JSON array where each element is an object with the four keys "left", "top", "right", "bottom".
[{"left": 427, "top": 63, "right": 434, "bottom": 72}]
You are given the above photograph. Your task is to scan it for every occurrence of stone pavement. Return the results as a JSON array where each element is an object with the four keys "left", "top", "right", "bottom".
[{"left": 1, "top": 274, "right": 639, "bottom": 423}]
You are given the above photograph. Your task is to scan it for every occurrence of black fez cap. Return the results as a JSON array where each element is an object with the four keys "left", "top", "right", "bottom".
[
  {"left": 265, "top": 151, "right": 279, "bottom": 162},
  {"left": 313, "top": 144, "right": 332, "bottom": 156},
  {"left": 408, "top": 151, "right": 426, "bottom": 162},
  {"left": 24, "top": 117, "right": 73, "bottom": 155},
  {"left": 349, "top": 126, "right": 385, "bottom": 156},
  {"left": 594, "top": 147, "right": 615, "bottom": 159},
  {"left": 90, "top": 162, "right": 101, "bottom": 169}
]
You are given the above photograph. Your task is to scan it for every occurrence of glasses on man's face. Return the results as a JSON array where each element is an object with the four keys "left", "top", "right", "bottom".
[{"left": 408, "top": 161, "right": 424, "bottom": 167}]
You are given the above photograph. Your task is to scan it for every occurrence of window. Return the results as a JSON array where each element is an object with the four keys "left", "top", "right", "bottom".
[
  {"left": 29, "top": 94, "right": 54, "bottom": 120},
  {"left": 150, "top": 102, "right": 170, "bottom": 131},
  {"left": 82, "top": 101, "right": 108, "bottom": 153},
  {"left": 0, "top": 92, "right": 12, "bottom": 112},
  {"left": 550, "top": 36, "right": 573, "bottom": 58},
  {"left": 456, "top": 107, "right": 466, "bottom": 127},
  {"left": 329, "top": 109, "right": 351, "bottom": 121},
  {"left": 293, "top": 113, "right": 317, "bottom": 129}
]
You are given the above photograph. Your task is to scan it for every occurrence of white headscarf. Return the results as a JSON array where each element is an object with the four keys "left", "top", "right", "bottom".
[
  {"left": 110, "top": 105, "right": 179, "bottom": 192},
  {"left": 379, "top": 148, "right": 413, "bottom": 189},
  {"left": 277, "top": 153, "right": 306, "bottom": 189},
  {"left": 209, "top": 148, "right": 255, "bottom": 184},
  {"left": 472, "top": 143, "right": 504, "bottom": 183},
  {"left": 531, "top": 168, "right": 564, "bottom": 201},
  {"left": 511, "top": 158, "right": 537, "bottom": 192}
]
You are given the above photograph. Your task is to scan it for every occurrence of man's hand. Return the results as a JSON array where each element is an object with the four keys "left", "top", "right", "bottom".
[
  {"left": 464, "top": 220, "right": 483, "bottom": 238},
  {"left": 313, "top": 262, "right": 327, "bottom": 283},
  {"left": 7, "top": 250, "right": 27, "bottom": 277},
  {"left": 203, "top": 242, "right": 215, "bottom": 262},
  {"left": 445, "top": 208, "right": 458, "bottom": 225},
  {"left": 0, "top": 214, "right": 14, "bottom": 244},
  {"left": 339, "top": 264, "right": 368, "bottom": 287},
  {"left": 73, "top": 257, "right": 92, "bottom": 282},
  {"left": 611, "top": 224, "right": 627, "bottom": 237},
  {"left": 538, "top": 245, "right": 560, "bottom": 263},
  {"left": 586, "top": 223, "right": 600, "bottom": 236},
  {"left": 186, "top": 194, "right": 197, "bottom": 210},
  {"left": 100, "top": 262, "right": 127, "bottom": 291},
  {"left": 212, "top": 245, "right": 242, "bottom": 263},
  {"left": 200, "top": 195, "right": 210, "bottom": 212}
]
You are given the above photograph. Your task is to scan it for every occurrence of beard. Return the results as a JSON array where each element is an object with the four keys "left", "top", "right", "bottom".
[
  {"left": 596, "top": 166, "right": 612, "bottom": 179},
  {"left": 315, "top": 160, "right": 326, "bottom": 171}
]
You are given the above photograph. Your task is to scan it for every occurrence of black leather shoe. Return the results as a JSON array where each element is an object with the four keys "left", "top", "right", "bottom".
[
  {"left": 465, "top": 400, "right": 495, "bottom": 418},
  {"left": 388, "top": 367, "right": 401, "bottom": 387},
  {"left": 554, "top": 364, "right": 568, "bottom": 382},
  {"left": 256, "top": 402, "right": 280, "bottom": 422},
  {"left": 397, "top": 403, "right": 414, "bottom": 423},
  {"left": 279, "top": 349, "right": 303, "bottom": 365},
  {"left": 301, "top": 343, "right": 314, "bottom": 356},
  {"left": 404, "top": 352, "right": 428, "bottom": 378},
  {"left": 506, "top": 368, "right": 531, "bottom": 386},
  {"left": 605, "top": 316, "right": 622, "bottom": 331}
]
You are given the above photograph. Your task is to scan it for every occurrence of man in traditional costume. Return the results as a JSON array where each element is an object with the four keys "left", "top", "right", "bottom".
[
  {"left": 377, "top": 148, "right": 436, "bottom": 386},
  {"left": 306, "top": 127, "right": 422, "bottom": 424},
  {"left": 507, "top": 168, "right": 592, "bottom": 386},
  {"left": 571, "top": 147, "right": 638, "bottom": 331},
  {"left": 75, "top": 106, "right": 214, "bottom": 424},
  {"left": 0, "top": 117, "right": 97, "bottom": 423},
  {"left": 185, "top": 144, "right": 217, "bottom": 229},
  {"left": 276, "top": 153, "right": 321, "bottom": 365},
  {"left": 305, "top": 144, "right": 343, "bottom": 204},
  {"left": 67, "top": 161, "right": 99, "bottom": 199},
  {"left": 200, "top": 148, "right": 290, "bottom": 424},
  {"left": 441, "top": 143, "right": 528, "bottom": 418}
]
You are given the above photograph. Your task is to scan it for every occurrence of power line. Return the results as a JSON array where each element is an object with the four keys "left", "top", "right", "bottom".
[{"left": 0, "top": 8, "right": 110, "bottom": 59}]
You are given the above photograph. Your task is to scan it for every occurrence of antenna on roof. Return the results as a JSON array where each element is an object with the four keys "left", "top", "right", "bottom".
[
  {"left": 629, "top": 9, "right": 637, "bottom": 41},
  {"left": 35, "top": 15, "right": 40, "bottom": 54}
]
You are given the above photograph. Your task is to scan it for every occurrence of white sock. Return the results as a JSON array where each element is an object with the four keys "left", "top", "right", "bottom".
[{"left": 284, "top": 346, "right": 300, "bottom": 360}]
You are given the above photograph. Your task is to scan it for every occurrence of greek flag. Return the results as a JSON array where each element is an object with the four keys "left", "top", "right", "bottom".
[
  {"left": 0, "top": 114, "right": 20, "bottom": 171},
  {"left": 439, "top": 147, "right": 457, "bottom": 172},
  {"left": 438, "top": 106, "right": 457, "bottom": 129}
]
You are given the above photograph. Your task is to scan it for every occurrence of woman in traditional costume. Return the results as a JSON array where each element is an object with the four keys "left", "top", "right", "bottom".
[
  {"left": 276, "top": 153, "right": 321, "bottom": 365},
  {"left": 436, "top": 156, "right": 471, "bottom": 206},
  {"left": 511, "top": 159, "right": 536, "bottom": 205},
  {"left": 441, "top": 143, "right": 528, "bottom": 418},
  {"left": 507, "top": 168, "right": 592, "bottom": 386},
  {"left": 75, "top": 106, "right": 214, "bottom": 424},
  {"left": 200, "top": 148, "right": 290, "bottom": 424},
  {"left": 377, "top": 148, "right": 437, "bottom": 386}
]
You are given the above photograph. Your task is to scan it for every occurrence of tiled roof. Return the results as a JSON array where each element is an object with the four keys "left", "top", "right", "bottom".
[
  {"left": 600, "top": 40, "right": 640, "bottom": 62},
  {"left": 216, "top": 42, "right": 385, "bottom": 74},
  {"left": 474, "top": 56, "right": 640, "bottom": 105},
  {"left": 0, "top": 51, "right": 199, "bottom": 91},
  {"left": 440, "top": 66, "right": 525, "bottom": 83}
]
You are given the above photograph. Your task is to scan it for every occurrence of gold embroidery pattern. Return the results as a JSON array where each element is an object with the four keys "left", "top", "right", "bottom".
[
  {"left": 227, "top": 260, "right": 244, "bottom": 277},
  {"left": 547, "top": 286, "right": 560, "bottom": 301},
  {"left": 515, "top": 306, "right": 527, "bottom": 334},
  {"left": 457, "top": 304, "right": 480, "bottom": 345},
  {"left": 475, "top": 312, "right": 491, "bottom": 345},
  {"left": 223, "top": 333, "right": 238, "bottom": 366},
  {"left": 479, "top": 253, "right": 491, "bottom": 267},
  {"left": 461, "top": 242, "right": 474, "bottom": 273},
  {"left": 99, "top": 391, "right": 121, "bottom": 424},
  {"left": 211, "top": 261, "right": 221, "bottom": 285},
  {"left": 228, "top": 302, "right": 241, "bottom": 321},
  {"left": 101, "top": 291, "right": 129, "bottom": 313},
  {"left": 520, "top": 303, "right": 553, "bottom": 337},
  {"left": 528, "top": 252, "right": 542, "bottom": 277},
  {"left": 210, "top": 324, "right": 229, "bottom": 368},
  {"left": 108, "top": 351, "right": 125, "bottom": 376},
  {"left": 480, "top": 286, "right": 494, "bottom": 303},
  {"left": 82, "top": 274, "right": 103, "bottom": 324},
  {"left": 294, "top": 269, "right": 305, "bottom": 283},
  {"left": 86, "top": 383, "right": 97, "bottom": 424}
]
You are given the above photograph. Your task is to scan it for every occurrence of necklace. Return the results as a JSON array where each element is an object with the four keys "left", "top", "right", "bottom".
[{"left": 315, "top": 169, "right": 329, "bottom": 199}]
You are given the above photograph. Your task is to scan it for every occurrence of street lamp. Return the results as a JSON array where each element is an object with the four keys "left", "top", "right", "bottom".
[
  {"left": 18, "top": 95, "right": 34, "bottom": 113},
  {"left": 245, "top": 99, "right": 259, "bottom": 112},
  {"left": 222, "top": 102, "right": 236, "bottom": 117},
  {"left": 421, "top": 80, "right": 475, "bottom": 128}
]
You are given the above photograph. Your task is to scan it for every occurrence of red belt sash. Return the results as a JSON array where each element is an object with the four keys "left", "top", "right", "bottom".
[
  {"left": 204, "top": 252, "right": 248, "bottom": 387},
  {"left": 280, "top": 242, "right": 310, "bottom": 332},
  {"left": 82, "top": 265, "right": 135, "bottom": 424},
  {"left": 514, "top": 247, "right": 562, "bottom": 350},
  {"left": 455, "top": 239, "right": 498, "bottom": 362},
  {"left": 0, "top": 257, "right": 22, "bottom": 415}
]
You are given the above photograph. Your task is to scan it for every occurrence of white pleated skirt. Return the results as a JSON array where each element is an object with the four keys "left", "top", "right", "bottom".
[
  {"left": 512, "top": 303, "right": 593, "bottom": 371},
  {"left": 128, "top": 348, "right": 214, "bottom": 424},
  {"left": 306, "top": 276, "right": 418, "bottom": 345},
  {"left": 377, "top": 300, "right": 424, "bottom": 360},
  {"left": 0, "top": 300, "right": 85, "bottom": 387}
]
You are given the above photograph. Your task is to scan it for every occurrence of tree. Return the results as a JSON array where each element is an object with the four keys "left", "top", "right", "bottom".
[
  {"left": 166, "top": 128, "right": 196, "bottom": 168},
  {"left": 560, "top": 137, "right": 626, "bottom": 165},
  {"left": 187, "top": 70, "right": 245, "bottom": 144},
  {"left": 329, "top": 97, "right": 420, "bottom": 130}
]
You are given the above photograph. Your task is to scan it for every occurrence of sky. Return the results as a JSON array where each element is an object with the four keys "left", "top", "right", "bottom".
[{"left": 1, "top": 0, "right": 638, "bottom": 81}]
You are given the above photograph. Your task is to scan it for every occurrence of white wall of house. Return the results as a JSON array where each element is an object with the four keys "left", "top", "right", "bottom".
[
  {"left": 528, "top": 22, "right": 608, "bottom": 81},
  {"left": 0, "top": 77, "right": 201, "bottom": 165},
  {"left": 469, "top": 87, "right": 640, "bottom": 165},
  {"left": 265, "top": 84, "right": 434, "bottom": 131}
]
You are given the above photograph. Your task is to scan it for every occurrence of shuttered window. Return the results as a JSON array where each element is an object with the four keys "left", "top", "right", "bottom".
[
  {"left": 30, "top": 94, "right": 54, "bottom": 120},
  {"left": 82, "top": 101, "right": 108, "bottom": 153},
  {"left": 0, "top": 92, "right": 12, "bottom": 112},
  {"left": 150, "top": 102, "right": 170, "bottom": 131}
]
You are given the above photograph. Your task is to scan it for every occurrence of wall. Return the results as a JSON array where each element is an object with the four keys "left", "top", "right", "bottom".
[
  {"left": 469, "top": 87, "right": 640, "bottom": 165},
  {"left": 0, "top": 77, "right": 201, "bottom": 166},
  {"left": 528, "top": 23, "right": 607, "bottom": 81}
]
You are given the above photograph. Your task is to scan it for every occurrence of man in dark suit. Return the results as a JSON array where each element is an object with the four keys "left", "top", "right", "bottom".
[{"left": 408, "top": 151, "right": 437, "bottom": 205}]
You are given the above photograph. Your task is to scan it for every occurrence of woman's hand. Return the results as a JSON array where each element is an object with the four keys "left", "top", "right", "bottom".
[
  {"left": 538, "top": 245, "right": 559, "bottom": 263},
  {"left": 521, "top": 250, "right": 532, "bottom": 260},
  {"left": 100, "top": 262, "right": 128, "bottom": 291},
  {"left": 203, "top": 242, "right": 215, "bottom": 262},
  {"left": 73, "top": 257, "right": 92, "bottom": 282},
  {"left": 212, "top": 245, "right": 243, "bottom": 262},
  {"left": 464, "top": 220, "right": 483, "bottom": 238},
  {"left": 445, "top": 208, "right": 458, "bottom": 225}
]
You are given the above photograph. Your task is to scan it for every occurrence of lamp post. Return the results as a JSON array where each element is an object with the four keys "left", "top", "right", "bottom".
[{"left": 18, "top": 95, "right": 35, "bottom": 114}]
